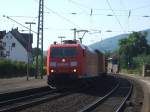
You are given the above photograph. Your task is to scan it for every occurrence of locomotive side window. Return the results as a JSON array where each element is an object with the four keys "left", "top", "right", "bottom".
[
  {"left": 83, "top": 50, "right": 85, "bottom": 56},
  {"left": 51, "top": 47, "right": 77, "bottom": 58}
]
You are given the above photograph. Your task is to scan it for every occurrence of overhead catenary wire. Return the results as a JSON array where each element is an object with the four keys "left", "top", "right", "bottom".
[
  {"left": 68, "top": 0, "right": 90, "bottom": 9},
  {"left": 106, "top": 0, "right": 126, "bottom": 33},
  {"left": 3, "top": 15, "right": 37, "bottom": 34},
  {"left": 45, "top": 10, "right": 150, "bottom": 18},
  {"left": 32, "top": 0, "right": 150, "bottom": 35},
  {"left": 33, "top": 0, "right": 81, "bottom": 29},
  {"left": 8, "top": 16, "right": 38, "bottom": 18},
  {"left": 68, "top": 0, "right": 128, "bottom": 12},
  {"left": 68, "top": 0, "right": 89, "bottom": 15},
  {"left": 44, "top": 6, "right": 81, "bottom": 29}
]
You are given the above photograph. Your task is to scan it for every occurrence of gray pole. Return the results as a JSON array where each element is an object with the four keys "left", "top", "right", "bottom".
[
  {"left": 74, "top": 28, "right": 76, "bottom": 40},
  {"left": 36, "top": 0, "right": 44, "bottom": 79},
  {"left": 25, "top": 22, "right": 36, "bottom": 81},
  {"left": 71, "top": 28, "right": 77, "bottom": 40}
]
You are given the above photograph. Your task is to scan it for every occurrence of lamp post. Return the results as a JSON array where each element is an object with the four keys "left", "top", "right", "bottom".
[{"left": 25, "top": 22, "right": 36, "bottom": 81}]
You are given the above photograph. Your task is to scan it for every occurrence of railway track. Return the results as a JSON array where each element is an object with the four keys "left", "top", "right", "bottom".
[
  {"left": 78, "top": 78, "right": 132, "bottom": 112},
  {"left": 0, "top": 76, "right": 132, "bottom": 112},
  {"left": 0, "top": 80, "right": 92, "bottom": 112},
  {"left": 0, "top": 86, "right": 71, "bottom": 112},
  {"left": 18, "top": 75, "right": 119, "bottom": 112}
]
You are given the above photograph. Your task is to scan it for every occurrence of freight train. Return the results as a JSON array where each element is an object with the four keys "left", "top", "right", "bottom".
[{"left": 47, "top": 40, "right": 106, "bottom": 88}]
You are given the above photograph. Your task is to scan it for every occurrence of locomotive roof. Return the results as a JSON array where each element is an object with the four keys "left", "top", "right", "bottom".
[
  {"left": 50, "top": 39, "right": 88, "bottom": 49},
  {"left": 50, "top": 43, "right": 86, "bottom": 49},
  {"left": 50, "top": 43, "right": 103, "bottom": 55}
]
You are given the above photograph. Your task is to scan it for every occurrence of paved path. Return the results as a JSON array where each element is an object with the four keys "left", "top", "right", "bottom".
[
  {"left": 0, "top": 76, "right": 47, "bottom": 94},
  {"left": 120, "top": 73, "right": 150, "bottom": 112}
]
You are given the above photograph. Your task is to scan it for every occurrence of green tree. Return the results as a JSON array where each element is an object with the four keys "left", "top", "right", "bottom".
[
  {"left": 32, "top": 48, "right": 41, "bottom": 57},
  {"left": 119, "top": 31, "right": 150, "bottom": 68}
]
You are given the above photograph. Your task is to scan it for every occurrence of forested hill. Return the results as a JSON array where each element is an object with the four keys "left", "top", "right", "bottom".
[{"left": 89, "top": 29, "right": 150, "bottom": 52}]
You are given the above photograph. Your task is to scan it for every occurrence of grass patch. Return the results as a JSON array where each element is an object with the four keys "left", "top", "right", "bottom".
[{"left": 120, "top": 68, "right": 142, "bottom": 76}]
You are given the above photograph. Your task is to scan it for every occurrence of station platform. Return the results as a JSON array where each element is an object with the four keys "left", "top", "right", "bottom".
[{"left": 0, "top": 76, "right": 47, "bottom": 94}]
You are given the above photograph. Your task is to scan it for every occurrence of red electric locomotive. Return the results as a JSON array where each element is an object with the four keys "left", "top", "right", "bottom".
[{"left": 47, "top": 40, "right": 106, "bottom": 88}]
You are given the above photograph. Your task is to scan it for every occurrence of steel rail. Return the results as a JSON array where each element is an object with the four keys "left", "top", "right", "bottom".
[
  {"left": 0, "top": 90, "right": 71, "bottom": 112},
  {"left": 115, "top": 80, "right": 133, "bottom": 112},
  {"left": 78, "top": 82, "right": 120, "bottom": 112},
  {"left": 0, "top": 86, "right": 50, "bottom": 100},
  {"left": 0, "top": 79, "right": 93, "bottom": 112},
  {"left": 0, "top": 89, "right": 56, "bottom": 107}
]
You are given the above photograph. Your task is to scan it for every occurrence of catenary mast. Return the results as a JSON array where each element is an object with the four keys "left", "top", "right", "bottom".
[{"left": 36, "top": 0, "right": 44, "bottom": 79}]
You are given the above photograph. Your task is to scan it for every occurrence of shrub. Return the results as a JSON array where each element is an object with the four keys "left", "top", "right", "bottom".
[{"left": 0, "top": 59, "right": 36, "bottom": 78}]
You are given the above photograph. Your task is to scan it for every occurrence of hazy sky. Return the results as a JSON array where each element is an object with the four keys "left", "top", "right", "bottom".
[{"left": 0, "top": 0, "right": 150, "bottom": 50}]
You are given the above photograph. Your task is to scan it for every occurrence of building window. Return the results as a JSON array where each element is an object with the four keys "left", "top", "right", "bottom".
[
  {"left": 3, "top": 42, "right": 6, "bottom": 47},
  {"left": 6, "top": 36, "right": 9, "bottom": 38},
  {"left": 6, "top": 51, "right": 10, "bottom": 56},
  {"left": 12, "top": 43, "right": 15, "bottom": 47},
  {"left": 0, "top": 51, "right": 2, "bottom": 56}
]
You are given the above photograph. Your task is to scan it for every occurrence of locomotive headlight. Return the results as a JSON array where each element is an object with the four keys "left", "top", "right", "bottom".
[
  {"left": 73, "top": 69, "right": 77, "bottom": 72},
  {"left": 51, "top": 69, "right": 54, "bottom": 73},
  {"left": 50, "top": 62, "right": 56, "bottom": 67},
  {"left": 70, "top": 61, "right": 77, "bottom": 67},
  {"left": 62, "top": 58, "right": 66, "bottom": 62}
]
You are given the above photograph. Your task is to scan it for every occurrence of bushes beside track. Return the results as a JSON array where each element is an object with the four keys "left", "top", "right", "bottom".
[{"left": 0, "top": 59, "right": 36, "bottom": 78}]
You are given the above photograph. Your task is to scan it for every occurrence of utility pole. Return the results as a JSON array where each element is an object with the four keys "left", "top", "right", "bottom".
[
  {"left": 58, "top": 36, "right": 66, "bottom": 44},
  {"left": 36, "top": 0, "right": 44, "bottom": 79},
  {"left": 25, "top": 22, "right": 36, "bottom": 81}
]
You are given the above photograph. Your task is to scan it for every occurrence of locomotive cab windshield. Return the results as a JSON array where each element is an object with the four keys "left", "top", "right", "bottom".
[{"left": 50, "top": 47, "right": 77, "bottom": 58}]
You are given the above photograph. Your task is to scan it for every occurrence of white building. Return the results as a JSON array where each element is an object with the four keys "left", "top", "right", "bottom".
[{"left": 2, "top": 28, "right": 33, "bottom": 62}]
